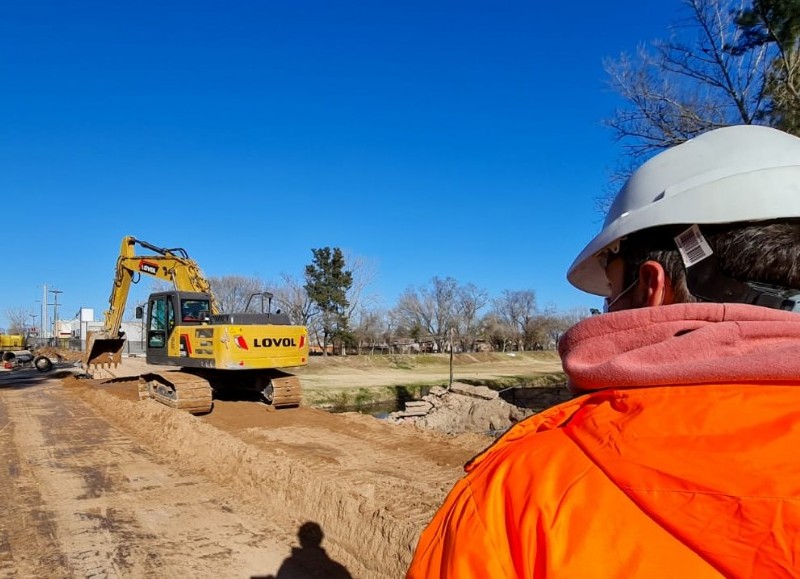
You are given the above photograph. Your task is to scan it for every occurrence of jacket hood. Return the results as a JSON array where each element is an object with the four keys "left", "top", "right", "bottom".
[
  {"left": 559, "top": 302, "right": 800, "bottom": 392},
  {"left": 558, "top": 303, "right": 800, "bottom": 576}
]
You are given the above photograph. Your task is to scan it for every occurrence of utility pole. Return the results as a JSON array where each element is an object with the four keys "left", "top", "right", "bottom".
[
  {"left": 42, "top": 284, "right": 47, "bottom": 341},
  {"left": 49, "top": 289, "right": 63, "bottom": 346},
  {"left": 448, "top": 326, "right": 454, "bottom": 390},
  {"left": 35, "top": 299, "right": 42, "bottom": 340}
]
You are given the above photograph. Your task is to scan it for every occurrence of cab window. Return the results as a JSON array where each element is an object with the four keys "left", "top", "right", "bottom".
[
  {"left": 148, "top": 297, "right": 168, "bottom": 348},
  {"left": 181, "top": 299, "right": 210, "bottom": 322},
  {"left": 149, "top": 298, "right": 167, "bottom": 331}
]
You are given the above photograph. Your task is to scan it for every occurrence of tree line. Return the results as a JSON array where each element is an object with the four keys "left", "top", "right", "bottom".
[{"left": 209, "top": 248, "right": 591, "bottom": 355}]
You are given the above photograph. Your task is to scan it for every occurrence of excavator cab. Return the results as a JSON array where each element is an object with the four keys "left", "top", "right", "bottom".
[{"left": 141, "top": 291, "right": 209, "bottom": 361}]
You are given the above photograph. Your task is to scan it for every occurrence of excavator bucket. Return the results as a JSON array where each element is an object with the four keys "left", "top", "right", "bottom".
[{"left": 84, "top": 331, "right": 125, "bottom": 368}]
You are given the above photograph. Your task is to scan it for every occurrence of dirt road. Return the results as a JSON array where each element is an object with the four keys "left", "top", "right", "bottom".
[{"left": 0, "top": 354, "right": 551, "bottom": 579}]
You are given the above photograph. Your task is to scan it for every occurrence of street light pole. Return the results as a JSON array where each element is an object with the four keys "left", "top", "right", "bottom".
[
  {"left": 28, "top": 313, "right": 38, "bottom": 340},
  {"left": 34, "top": 300, "right": 43, "bottom": 340},
  {"left": 42, "top": 284, "right": 47, "bottom": 341},
  {"left": 49, "top": 289, "right": 63, "bottom": 346}
]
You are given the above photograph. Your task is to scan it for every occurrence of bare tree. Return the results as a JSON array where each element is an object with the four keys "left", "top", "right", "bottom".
[
  {"left": 525, "top": 308, "right": 561, "bottom": 350},
  {"left": 148, "top": 274, "right": 266, "bottom": 314},
  {"left": 342, "top": 252, "right": 380, "bottom": 323},
  {"left": 270, "top": 272, "right": 326, "bottom": 352},
  {"left": 4, "top": 307, "right": 33, "bottom": 335},
  {"left": 604, "top": 0, "right": 772, "bottom": 188},
  {"left": 557, "top": 306, "right": 596, "bottom": 331},
  {"left": 480, "top": 313, "right": 515, "bottom": 352},
  {"left": 273, "top": 273, "right": 316, "bottom": 326},
  {"left": 490, "top": 290, "right": 538, "bottom": 351},
  {"left": 395, "top": 277, "right": 460, "bottom": 352},
  {"left": 453, "top": 283, "right": 489, "bottom": 352},
  {"left": 513, "top": 305, "right": 593, "bottom": 351},
  {"left": 337, "top": 252, "right": 381, "bottom": 356},
  {"left": 382, "top": 309, "right": 405, "bottom": 353},
  {"left": 208, "top": 275, "right": 266, "bottom": 313},
  {"left": 732, "top": 0, "right": 800, "bottom": 134},
  {"left": 351, "top": 307, "right": 387, "bottom": 354}
]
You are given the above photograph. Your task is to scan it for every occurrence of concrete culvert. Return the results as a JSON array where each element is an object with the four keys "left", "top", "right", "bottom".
[
  {"left": 34, "top": 356, "right": 53, "bottom": 372},
  {"left": 2, "top": 350, "right": 34, "bottom": 363}
]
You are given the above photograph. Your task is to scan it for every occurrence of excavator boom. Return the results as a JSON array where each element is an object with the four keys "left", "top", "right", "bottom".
[{"left": 85, "top": 236, "right": 217, "bottom": 369}]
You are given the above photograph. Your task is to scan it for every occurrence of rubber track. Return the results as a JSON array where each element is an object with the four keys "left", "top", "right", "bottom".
[
  {"left": 269, "top": 375, "right": 302, "bottom": 408},
  {"left": 138, "top": 371, "right": 213, "bottom": 414}
]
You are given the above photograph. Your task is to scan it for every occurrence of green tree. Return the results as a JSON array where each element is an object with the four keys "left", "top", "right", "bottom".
[
  {"left": 732, "top": 0, "right": 800, "bottom": 133},
  {"left": 304, "top": 247, "right": 353, "bottom": 355}
]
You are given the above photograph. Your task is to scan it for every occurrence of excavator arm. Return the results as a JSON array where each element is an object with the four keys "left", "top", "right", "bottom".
[{"left": 85, "top": 236, "right": 218, "bottom": 368}]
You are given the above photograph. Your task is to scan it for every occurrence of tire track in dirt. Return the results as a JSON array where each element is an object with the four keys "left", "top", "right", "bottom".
[
  {"left": 0, "top": 379, "right": 299, "bottom": 578},
  {"left": 0, "top": 384, "right": 68, "bottom": 578}
]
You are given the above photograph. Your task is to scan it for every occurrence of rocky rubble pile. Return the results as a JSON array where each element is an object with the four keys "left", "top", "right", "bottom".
[{"left": 388, "top": 382, "right": 573, "bottom": 436}]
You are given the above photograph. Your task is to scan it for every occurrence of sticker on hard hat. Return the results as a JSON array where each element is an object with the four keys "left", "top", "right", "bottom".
[{"left": 675, "top": 225, "right": 714, "bottom": 267}]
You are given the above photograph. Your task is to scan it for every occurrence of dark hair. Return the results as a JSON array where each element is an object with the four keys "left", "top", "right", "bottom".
[{"left": 618, "top": 220, "right": 800, "bottom": 303}]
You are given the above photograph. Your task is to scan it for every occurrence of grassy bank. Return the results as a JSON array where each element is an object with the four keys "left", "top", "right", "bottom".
[
  {"left": 297, "top": 351, "right": 567, "bottom": 410},
  {"left": 300, "top": 350, "right": 561, "bottom": 372}
]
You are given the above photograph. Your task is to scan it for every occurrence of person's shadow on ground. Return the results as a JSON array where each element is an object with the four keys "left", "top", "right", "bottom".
[{"left": 256, "top": 521, "right": 352, "bottom": 579}]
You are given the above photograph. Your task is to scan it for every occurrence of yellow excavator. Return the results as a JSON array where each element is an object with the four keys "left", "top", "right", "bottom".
[{"left": 85, "top": 236, "right": 309, "bottom": 414}]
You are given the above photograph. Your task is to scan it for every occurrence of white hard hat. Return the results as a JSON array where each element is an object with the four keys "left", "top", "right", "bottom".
[{"left": 568, "top": 124, "right": 800, "bottom": 296}]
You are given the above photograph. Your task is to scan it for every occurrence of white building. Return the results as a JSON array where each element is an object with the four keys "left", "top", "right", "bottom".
[{"left": 61, "top": 309, "right": 145, "bottom": 353}]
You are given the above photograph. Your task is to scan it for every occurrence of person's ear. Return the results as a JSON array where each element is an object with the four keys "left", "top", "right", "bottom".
[{"left": 638, "top": 261, "right": 673, "bottom": 306}]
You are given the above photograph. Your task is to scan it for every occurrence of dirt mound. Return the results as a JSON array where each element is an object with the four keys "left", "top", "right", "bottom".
[
  {"left": 32, "top": 346, "right": 85, "bottom": 363},
  {"left": 70, "top": 384, "right": 491, "bottom": 578}
]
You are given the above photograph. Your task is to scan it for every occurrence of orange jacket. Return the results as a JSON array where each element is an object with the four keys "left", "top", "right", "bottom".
[{"left": 408, "top": 304, "right": 800, "bottom": 578}]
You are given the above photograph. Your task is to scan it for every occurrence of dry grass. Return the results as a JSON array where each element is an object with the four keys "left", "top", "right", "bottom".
[{"left": 301, "top": 350, "right": 560, "bottom": 372}]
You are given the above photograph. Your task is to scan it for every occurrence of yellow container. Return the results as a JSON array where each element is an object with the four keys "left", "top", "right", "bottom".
[{"left": 0, "top": 334, "right": 25, "bottom": 349}]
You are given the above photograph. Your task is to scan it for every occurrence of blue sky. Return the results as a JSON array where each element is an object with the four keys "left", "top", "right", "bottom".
[{"left": 1, "top": 1, "right": 685, "bottom": 331}]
